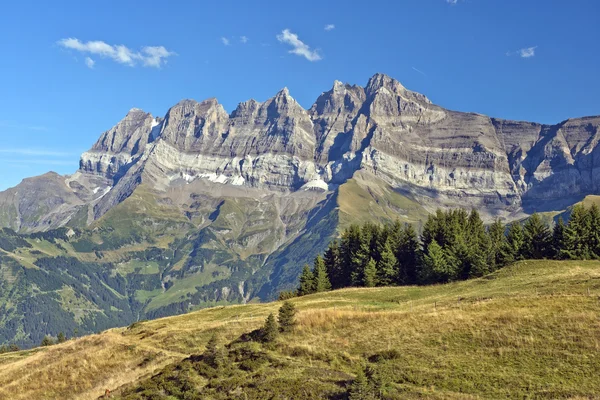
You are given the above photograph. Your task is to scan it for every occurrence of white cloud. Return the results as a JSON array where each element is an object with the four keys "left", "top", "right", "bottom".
[
  {"left": 240, "top": 36, "right": 249, "bottom": 44},
  {"left": 57, "top": 38, "right": 175, "bottom": 68},
  {"left": 446, "top": 0, "right": 458, "bottom": 4},
  {"left": 85, "top": 57, "right": 95, "bottom": 69},
  {"left": 519, "top": 46, "right": 537, "bottom": 58},
  {"left": 276, "top": 29, "right": 321, "bottom": 62},
  {"left": 324, "top": 24, "right": 335, "bottom": 31},
  {"left": 506, "top": 46, "right": 538, "bottom": 58},
  {"left": 221, "top": 37, "right": 230, "bottom": 46}
]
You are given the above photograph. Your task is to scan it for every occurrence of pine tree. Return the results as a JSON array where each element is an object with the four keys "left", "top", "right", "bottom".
[
  {"left": 396, "top": 224, "right": 419, "bottom": 284},
  {"left": 487, "top": 219, "right": 506, "bottom": 269},
  {"left": 351, "top": 229, "right": 372, "bottom": 286},
  {"left": 57, "top": 332, "right": 66, "bottom": 343},
  {"left": 377, "top": 239, "right": 398, "bottom": 286},
  {"left": 422, "top": 240, "right": 455, "bottom": 283},
  {"left": 204, "top": 333, "right": 225, "bottom": 368},
  {"left": 341, "top": 225, "right": 366, "bottom": 287},
  {"left": 551, "top": 217, "right": 566, "bottom": 259},
  {"left": 323, "top": 240, "right": 343, "bottom": 289},
  {"left": 363, "top": 258, "right": 378, "bottom": 287},
  {"left": 588, "top": 204, "right": 600, "bottom": 258},
  {"left": 278, "top": 301, "right": 297, "bottom": 333},
  {"left": 562, "top": 205, "right": 590, "bottom": 259},
  {"left": 523, "top": 214, "right": 551, "bottom": 259},
  {"left": 313, "top": 255, "right": 332, "bottom": 292},
  {"left": 261, "top": 313, "right": 279, "bottom": 343},
  {"left": 464, "top": 209, "right": 491, "bottom": 278},
  {"left": 297, "top": 264, "right": 315, "bottom": 296},
  {"left": 41, "top": 336, "right": 54, "bottom": 347},
  {"left": 502, "top": 222, "right": 524, "bottom": 263}
]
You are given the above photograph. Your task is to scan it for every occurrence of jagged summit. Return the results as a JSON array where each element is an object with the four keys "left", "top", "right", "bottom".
[{"left": 2, "top": 73, "right": 600, "bottom": 233}]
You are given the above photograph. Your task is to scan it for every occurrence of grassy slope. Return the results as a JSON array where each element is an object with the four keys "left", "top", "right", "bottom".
[
  {"left": 0, "top": 260, "right": 599, "bottom": 399},
  {"left": 337, "top": 171, "right": 430, "bottom": 229}
]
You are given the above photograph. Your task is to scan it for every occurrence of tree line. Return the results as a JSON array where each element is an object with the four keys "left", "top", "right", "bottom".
[{"left": 289, "top": 204, "right": 600, "bottom": 295}]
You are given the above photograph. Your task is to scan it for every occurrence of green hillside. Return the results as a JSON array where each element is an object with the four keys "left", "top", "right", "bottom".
[{"left": 0, "top": 260, "right": 598, "bottom": 399}]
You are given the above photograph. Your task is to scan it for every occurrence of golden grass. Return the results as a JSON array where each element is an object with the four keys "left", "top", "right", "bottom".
[{"left": 0, "top": 260, "right": 599, "bottom": 399}]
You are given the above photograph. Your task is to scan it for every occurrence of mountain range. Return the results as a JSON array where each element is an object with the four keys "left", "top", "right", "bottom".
[{"left": 0, "top": 73, "right": 599, "bottom": 347}]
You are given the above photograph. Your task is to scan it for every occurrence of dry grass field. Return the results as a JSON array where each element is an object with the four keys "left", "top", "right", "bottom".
[{"left": 1, "top": 260, "right": 599, "bottom": 399}]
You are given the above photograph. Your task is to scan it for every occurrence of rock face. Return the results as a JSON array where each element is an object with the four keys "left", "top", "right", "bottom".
[
  {"left": 2, "top": 73, "right": 600, "bottom": 231},
  {"left": 2, "top": 73, "right": 600, "bottom": 346}
]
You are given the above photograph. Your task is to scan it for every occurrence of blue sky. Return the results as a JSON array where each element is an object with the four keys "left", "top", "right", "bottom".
[{"left": 0, "top": 0, "right": 599, "bottom": 190}]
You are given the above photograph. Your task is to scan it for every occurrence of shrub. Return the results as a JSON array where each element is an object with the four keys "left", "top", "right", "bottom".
[{"left": 278, "top": 301, "right": 297, "bottom": 333}]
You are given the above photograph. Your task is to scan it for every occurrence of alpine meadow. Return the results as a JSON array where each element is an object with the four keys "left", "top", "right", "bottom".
[{"left": 1, "top": 1, "right": 600, "bottom": 399}]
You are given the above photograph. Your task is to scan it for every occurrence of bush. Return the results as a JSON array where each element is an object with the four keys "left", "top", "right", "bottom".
[
  {"left": 41, "top": 336, "right": 55, "bottom": 346},
  {"left": 278, "top": 290, "right": 296, "bottom": 301},
  {"left": 278, "top": 301, "right": 297, "bottom": 333},
  {"left": 261, "top": 313, "right": 278, "bottom": 343}
]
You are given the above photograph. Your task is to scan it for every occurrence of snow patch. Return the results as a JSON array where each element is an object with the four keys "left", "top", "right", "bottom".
[
  {"left": 302, "top": 179, "right": 329, "bottom": 191},
  {"left": 230, "top": 176, "right": 245, "bottom": 186}
]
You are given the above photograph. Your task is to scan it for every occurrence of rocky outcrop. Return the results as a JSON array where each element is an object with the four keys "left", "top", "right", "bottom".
[
  {"left": 2, "top": 73, "right": 600, "bottom": 232},
  {"left": 80, "top": 108, "right": 161, "bottom": 180}
]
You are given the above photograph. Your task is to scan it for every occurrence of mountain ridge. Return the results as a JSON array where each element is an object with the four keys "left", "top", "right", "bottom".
[
  {"left": 1, "top": 73, "right": 599, "bottom": 347},
  {"left": 3, "top": 72, "right": 599, "bottom": 233}
]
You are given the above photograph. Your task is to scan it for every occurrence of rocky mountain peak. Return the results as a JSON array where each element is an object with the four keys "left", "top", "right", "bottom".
[
  {"left": 366, "top": 73, "right": 405, "bottom": 95},
  {"left": 365, "top": 73, "right": 431, "bottom": 105}
]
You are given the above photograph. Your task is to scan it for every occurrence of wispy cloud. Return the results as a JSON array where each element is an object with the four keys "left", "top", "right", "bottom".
[
  {"left": 276, "top": 29, "right": 322, "bottom": 62},
  {"left": 221, "top": 37, "right": 230, "bottom": 46},
  {"left": 446, "top": 0, "right": 458, "bottom": 4},
  {"left": 0, "top": 121, "right": 48, "bottom": 132},
  {"left": 0, "top": 148, "right": 75, "bottom": 157},
  {"left": 57, "top": 38, "right": 175, "bottom": 68},
  {"left": 506, "top": 46, "right": 538, "bottom": 58},
  {"left": 324, "top": 24, "right": 335, "bottom": 31},
  {"left": 518, "top": 46, "right": 537, "bottom": 58},
  {"left": 412, "top": 66, "right": 427, "bottom": 76},
  {"left": 85, "top": 57, "right": 95, "bottom": 69},
  {"left": 240, "top": 36, "right": 249, "bottom": 44}
]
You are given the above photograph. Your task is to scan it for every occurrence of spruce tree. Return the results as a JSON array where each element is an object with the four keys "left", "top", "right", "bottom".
[
  {"left": 562, "top": 205, "right": 590, "bottom": 259},
  {"left": 422, "top": 240, "right": 454, "bottom": 283},
  {"left": 261, "top": 313, "right": 279, "bottom": 343},
  {"left": 363, "top": 258, "right": 378, "bottom": 287},
  {"left": 464, "top": 209, "right": 491, "bottom": 278},
  {"left": 57, "top": 332, "right": 66, "bottom": 343},
  {"left": 351, "top": 229, "right": 372, "bottom": 286},
  {"left": 523, "top": 214, "right": 551, "bottom": 259},
  {"left": 297, "top": 264, "right": 315, "bottom": 296},
  {"left": 377, "top": 239, "right": 398, "bottom": 286},
  {"left": 396, "top": 224, "right": 419, "bottom": 284},
  {"left": 487, "top": 219, "right": 506, "bottom": 269},
  {"left": 278, "top": 301, "right": 297, "bottom": 333},
  {"left": 551, "top": 217, "right": 566, "bottom": 259},
  {"left": 313, "top": 255, "right": 332, "bottom": 292},
  {"left": 587, "top": 204, "right": 600, "bottom": 258},
  {"left": 323, "top": 240, "right": 342, "bottom": 289},
  {"left": 502, "top": 222, "right": 525, "bottom": 263}
]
